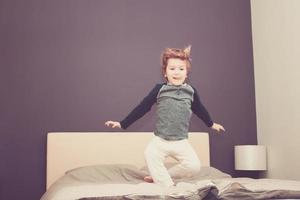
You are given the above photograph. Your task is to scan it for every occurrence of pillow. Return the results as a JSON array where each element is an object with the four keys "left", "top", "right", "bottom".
[
  {"left": 65, "top": 164, "right": 147, "bottom": 184},
  {"left": 140, "top": 162, "right": 231, "bottom": 181},
  {"left": 64, "top": 163, "right": 231, "bottom": 185},
  {"left": 192, "top": 166, "right": 232, "bottom": 179}
]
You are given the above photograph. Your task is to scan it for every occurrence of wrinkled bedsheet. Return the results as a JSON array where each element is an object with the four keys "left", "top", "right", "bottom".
[{"left": 41, "top": 164, "right": 300, "bottom": 200}]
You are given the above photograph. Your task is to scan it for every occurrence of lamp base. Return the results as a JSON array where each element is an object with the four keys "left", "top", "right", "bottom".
[{"left": 234, "top": 170, "right": 263, "bottom": 179}]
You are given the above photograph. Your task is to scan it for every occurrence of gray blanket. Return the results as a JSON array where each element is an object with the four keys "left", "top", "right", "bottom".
[
  {"left": 78, "top": 183, "right": 300, "bottom": 200},
  {"left": 41, "top": 164, "right": 300, "bottom": 200},
  {"left": 78, "top": 185, "right": 219, "bottom": 200},
  {"left": 219, "top": 182, "right": 300, "bottom": 200}
]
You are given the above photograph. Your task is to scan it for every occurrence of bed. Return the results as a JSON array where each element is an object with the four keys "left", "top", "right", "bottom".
[{"left": 41, "top": 132, "right": 300, "bottom": 200}]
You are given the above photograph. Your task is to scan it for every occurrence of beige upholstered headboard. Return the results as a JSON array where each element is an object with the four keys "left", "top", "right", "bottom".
[{"left": 46, "top": 132, "right": 210, "bottom": 189}]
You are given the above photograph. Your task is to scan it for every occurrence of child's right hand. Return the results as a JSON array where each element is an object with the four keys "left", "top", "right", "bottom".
[{"left": 105, "top": 121, "right": 121, "bottom": 129}]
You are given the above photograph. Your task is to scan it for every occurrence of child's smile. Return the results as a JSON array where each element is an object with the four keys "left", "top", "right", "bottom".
[{"left": 165, "top": 58, "right": 188, "bottom": 86}]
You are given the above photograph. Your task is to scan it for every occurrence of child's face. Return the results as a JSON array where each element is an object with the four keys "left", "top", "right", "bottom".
[{"left": 165, "top": 58, "right": 188, "bottom": 85}]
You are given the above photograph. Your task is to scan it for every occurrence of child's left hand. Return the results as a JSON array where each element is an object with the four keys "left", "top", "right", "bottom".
[{"left": 211, "top": 123, "right": 225, "bottom": 133}]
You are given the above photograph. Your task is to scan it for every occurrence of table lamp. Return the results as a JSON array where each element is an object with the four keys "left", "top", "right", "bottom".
[{"left": 234, "top": 145, "right": 267, "bottom": 170}]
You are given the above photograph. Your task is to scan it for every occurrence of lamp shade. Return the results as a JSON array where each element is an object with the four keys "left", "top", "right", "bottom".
[{"left": 234, "top": 145, "right": 267, "bottom": 170}]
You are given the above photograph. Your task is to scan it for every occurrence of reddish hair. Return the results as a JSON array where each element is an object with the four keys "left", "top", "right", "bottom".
[{"left": 161, "top": 45, "right": 192, "bottom": 77}]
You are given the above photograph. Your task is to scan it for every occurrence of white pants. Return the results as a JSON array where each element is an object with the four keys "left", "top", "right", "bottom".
[{"left": 144, "top": 136, "right": 201, "bottom": 187}]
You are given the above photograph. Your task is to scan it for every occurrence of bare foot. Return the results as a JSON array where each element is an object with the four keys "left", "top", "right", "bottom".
[{"left": 143, "top": 175, "right": 154, "bottom": 183}]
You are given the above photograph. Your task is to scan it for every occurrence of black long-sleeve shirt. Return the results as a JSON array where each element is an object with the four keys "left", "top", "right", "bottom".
[{"left": 120, "top": 83, "right": 213, "bottom": 129}]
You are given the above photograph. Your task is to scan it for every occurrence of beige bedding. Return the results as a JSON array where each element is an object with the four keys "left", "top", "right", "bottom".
[
  {"left": 41, "top": 164, "right": 300, "bottom": 200},
  {"left": 41, "top": 164, "right": 229, "bottom": 200}
]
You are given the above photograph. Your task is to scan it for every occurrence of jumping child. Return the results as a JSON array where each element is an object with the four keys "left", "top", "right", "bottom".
[{"left": 105, "top": 45, "right": 225, "bottom": 187}]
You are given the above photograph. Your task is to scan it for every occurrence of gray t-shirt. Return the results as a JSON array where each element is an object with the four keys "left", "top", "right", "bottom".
[{"left": 154, "top": 83, "right": 194, "bottom": 141}]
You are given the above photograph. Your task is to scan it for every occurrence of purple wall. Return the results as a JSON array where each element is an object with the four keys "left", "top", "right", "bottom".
[{"left": 0, "top": 0, "right": 256, "bottom": 199}]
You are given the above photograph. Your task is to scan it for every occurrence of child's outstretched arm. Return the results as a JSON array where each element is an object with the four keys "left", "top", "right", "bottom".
[
  {"left": 191, "top": 87, "right": 225, "bottom": 133},
  {"left": 105, "top": 84, "right": 163, "bottom": 129}
]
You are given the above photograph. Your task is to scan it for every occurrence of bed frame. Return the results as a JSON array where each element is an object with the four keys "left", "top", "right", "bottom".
[{"left": 46, "top": 132, "right": 210, "bottom": 189}]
